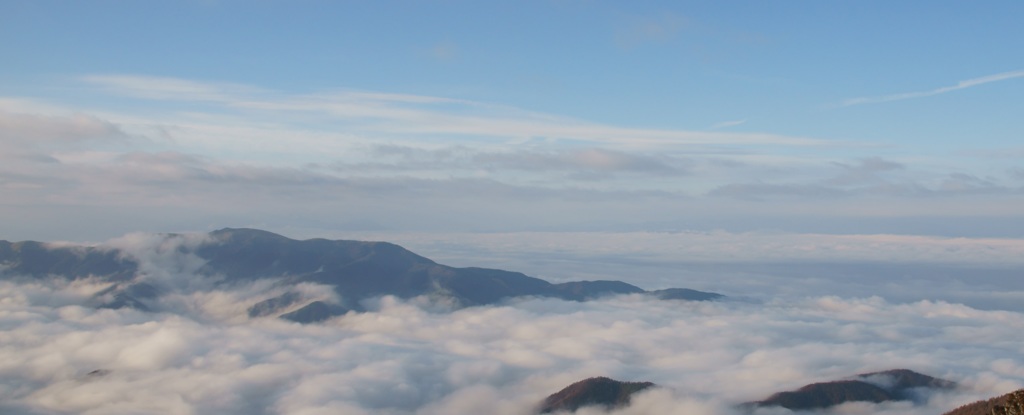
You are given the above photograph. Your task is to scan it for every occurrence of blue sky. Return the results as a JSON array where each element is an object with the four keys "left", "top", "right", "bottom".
[{"left": 1, "top": 1, "right": 1023, "bottom": 241}]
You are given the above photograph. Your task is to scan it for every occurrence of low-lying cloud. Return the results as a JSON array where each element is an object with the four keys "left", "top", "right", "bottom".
[
  {"left": 2, "top": 285, "right": 1020, "bottom": 415},
  {"left": 1, "top": 235, "right": 1022, "bottom": 415}
]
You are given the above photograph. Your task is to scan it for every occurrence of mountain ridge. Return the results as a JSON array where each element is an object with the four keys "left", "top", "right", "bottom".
[
  {"left": 540, "top": 369, "right": 957, "bottom": 414},
  {"left": 0, "top": 227, "right": 724, "bottom": 323},
  {"left": 748, "top": 368, "right": 957, "bottom": 411}
]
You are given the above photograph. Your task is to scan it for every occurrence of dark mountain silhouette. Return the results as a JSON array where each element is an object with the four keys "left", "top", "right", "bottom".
[
  {"left": 540, "top": 370, "right": 957, "bottom": 414},
  {"left": 749, "top": 369, "right": 956, "bottom": 411},
  {"left": 943, "top": 389, "right": 1024, "bottom": 415},
  {"left": 197, "top": 228, "right": 566, "bottom": 309},
  {"left": 247, "top": 291, "right": 303, "bottom": 317},
  {"left": 279, "top": 301, "right": 351, "bottom": 323},
  {"left": 550, "top": 283, "right": 725, "bottom": 302},
  {"left": 649, "top": 288, "right": 724, "bottom": 301},
  {"left": 552, "top": 280, "right": 645, "bottom": 301},
  {"left": 538, "top": 377, "right": 656, "bottom": 413},
  {"left": 90, "top": 282, "right": 160, "bottom": 311},
  {"left": 0, "top": 240, "right": 137, "bottom": 280},
  {"left": 754, "top": 380, "right": 893, "bottom": 410},
  {"left": 860, "top": 368, "right": 956, "bottom": 390},
  {"left": 0, "top": 228, "right": 723, "bottom": 323}
]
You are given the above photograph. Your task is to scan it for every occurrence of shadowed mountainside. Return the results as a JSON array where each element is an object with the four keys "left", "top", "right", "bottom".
[
  {"left": 538, "top": 377, "right": 656, "bottom": 414},
  {"left": 541, "top": 370, "right": 958, "bottom": 414},
  {"left": 755, "top": 380, "right": 893, "bottom": 409},
  {"left": 943, "top": 389, "right": 1024, "bottom": 415},
  {"left": 648, "top": 287, "right": 725, "bottom": 301},
  {"left": 749, "top": 369, "right": 956, "bottom": 411},
  {"left": 0, "top": 240, "right": 137, "bottom": 281},
  {"left": 0, "top": 228, "right": 723, "bottom": 323}
]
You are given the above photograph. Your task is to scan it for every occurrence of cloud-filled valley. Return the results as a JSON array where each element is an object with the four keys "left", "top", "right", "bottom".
[{"left": 1, "top": 231, "right": 1022, "bottom": 415}]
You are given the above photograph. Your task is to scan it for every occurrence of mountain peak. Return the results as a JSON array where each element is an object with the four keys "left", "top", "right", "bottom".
[
  {"left": 1, "top": 228, "right": 724, "bottom": 321},
  {"left": 209, "top": 227, "right": 293, "bottom": 242},
  {"left": 538, "top": 377, "right": 656, "bottom": 414},
  {"left": 750, "top": 368, "right": 955, "bottom": 411},
  {"left": 856, "top": 368, "right": 956, "bottom": 390}
]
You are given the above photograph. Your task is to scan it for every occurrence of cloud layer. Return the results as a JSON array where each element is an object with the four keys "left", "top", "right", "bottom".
[
  {"left": 2, "top": 284, "right": 1021, "bottom": 415},
  {"left": 1, "top": 234, "right": 1023, "bottom": 415},
  {"left": 2, "top": 76, "right": 1024, "bottom": 241}
]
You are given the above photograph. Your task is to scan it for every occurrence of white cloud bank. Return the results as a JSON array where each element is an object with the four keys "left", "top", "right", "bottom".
[
  {"left": 1, "top": 285, "right": 1021, "bottom": 415},
  {"left": 1, "top": 234, "right": 1023, "bottom": 415}
]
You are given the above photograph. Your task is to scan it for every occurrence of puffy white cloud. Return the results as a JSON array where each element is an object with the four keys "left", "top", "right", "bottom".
[{"left": 1, "top": 266, "right": 1022, "bottom": 415}]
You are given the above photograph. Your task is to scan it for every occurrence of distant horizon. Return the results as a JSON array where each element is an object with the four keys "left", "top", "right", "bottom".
[{"left": 8, "top": 226, "right": 1024, "bottom": 313}]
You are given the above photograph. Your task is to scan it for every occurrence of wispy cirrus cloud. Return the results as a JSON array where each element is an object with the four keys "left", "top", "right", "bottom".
[
  {"left": 3, "top": 74, "right": 1021, "bottom": 240},
  {"left": 707, "top": 119, "right": 747, "bottom": 130},
  {"left": 82, "top": 74, "right": 265, "bottom": 103},
  {"left": 839, "top": 70, "right": 1024, "bottom": 107},
  {"left": 79, "top": 74, "right": 833, "bottom": 149},
  {"left": 353, "top": 144, "right": 688, "bottom": 177},
  {"left": 708, "top": 156, "right": 1013, "bottom": 201}
]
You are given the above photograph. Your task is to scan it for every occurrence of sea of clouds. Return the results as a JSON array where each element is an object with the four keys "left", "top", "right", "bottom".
[
  {"left": 339, "top": 230, "right": 1024, "bottom": 312},
  {"left": 1, "top": 232, "right": 1023, "bottom": 414}
]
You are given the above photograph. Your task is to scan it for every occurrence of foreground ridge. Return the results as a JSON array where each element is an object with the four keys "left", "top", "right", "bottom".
[
  {"left": 747, "top": 369, "right": 956, "bottom": 411},
  {"left": 944, "top": 389, "right": 1024, "bottom": 415}
]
